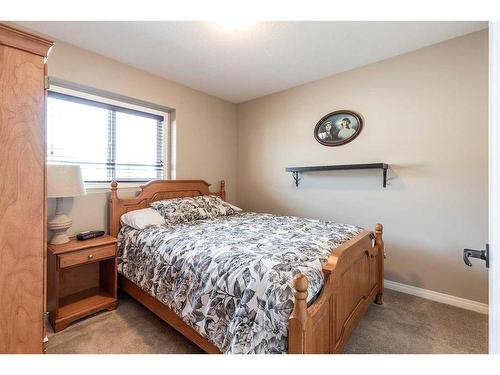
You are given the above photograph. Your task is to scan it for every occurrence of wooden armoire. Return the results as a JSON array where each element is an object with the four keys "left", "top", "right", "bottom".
[{"left": 0, "top": 24, "right": 53, "bottom": 353}]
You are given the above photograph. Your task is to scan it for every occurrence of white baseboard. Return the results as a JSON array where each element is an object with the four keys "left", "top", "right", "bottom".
[{"left": 384, "top": 280, "right": 488, "bottom": 315}]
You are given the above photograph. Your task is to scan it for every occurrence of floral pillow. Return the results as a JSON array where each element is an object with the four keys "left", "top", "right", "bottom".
[
  {"left": 150, "top": 197, "right": 210, "bottom": 225},
  {"left": 193, "top": 195, "right": 242, "bottom": 218}
]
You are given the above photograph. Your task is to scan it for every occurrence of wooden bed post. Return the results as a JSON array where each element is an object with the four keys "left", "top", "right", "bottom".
[
  {"left": 220, "top": 180, "right": 226, "bottom": 201},
  {"left": 288, "top": 273, "right": 310, "bottom": 354},
  {"left": 110, "top": 180, "right": 118, "bottom": 198},
  {"left": 374, "top": 223, "right": 384, "bottom": 305},
  {"left": 109, "top": 180, "right": 119, "bottom": 237}
]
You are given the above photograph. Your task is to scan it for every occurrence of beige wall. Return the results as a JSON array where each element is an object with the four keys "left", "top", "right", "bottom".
[
  {"left": 236, "top": 30, "right": 489, "bottom": 303},
  {"left": 46, "top": 41, "right": 238, "bottom": 236},
  {"left": 46, "top": 30, "right": 489, "bottom": 304}
]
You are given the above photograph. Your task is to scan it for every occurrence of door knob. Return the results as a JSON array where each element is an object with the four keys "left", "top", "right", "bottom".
[{"left": 463, "top": 244, "right": 489, "bottom": 268}]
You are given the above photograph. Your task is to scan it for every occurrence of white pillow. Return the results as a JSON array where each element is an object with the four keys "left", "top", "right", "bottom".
[{"left": 120, "top": 208, "right": 166, "bottom": 230}]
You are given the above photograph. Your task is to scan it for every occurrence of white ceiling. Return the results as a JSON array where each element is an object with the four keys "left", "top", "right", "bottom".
[{"left": 18, "top": 21, "right": 487, "bottom": 103}]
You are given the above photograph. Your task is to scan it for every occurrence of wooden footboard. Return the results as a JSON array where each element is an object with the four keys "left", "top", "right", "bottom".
[{"left": 288, "top": 224, "right": 384, "bottom": 354}]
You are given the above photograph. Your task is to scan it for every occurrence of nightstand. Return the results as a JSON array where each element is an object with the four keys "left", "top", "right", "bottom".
[{"left": 47, "top": 235, "right": 118, "bottom": 332}]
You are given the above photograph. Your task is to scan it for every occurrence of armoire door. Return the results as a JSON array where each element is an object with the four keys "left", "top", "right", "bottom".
[{"left": 0, "top": 24, "right": 53, "bottom": 354}]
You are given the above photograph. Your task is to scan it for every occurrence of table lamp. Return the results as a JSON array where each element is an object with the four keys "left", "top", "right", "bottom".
[{"left": 47, "top": 164, "right": 86, "bottom": 244}]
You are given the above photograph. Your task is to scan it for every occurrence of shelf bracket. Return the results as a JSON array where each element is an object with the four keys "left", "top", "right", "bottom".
[
  {"left": 292, "top": 171, "right": 300, "bottom": 187},
  {"left": 383, "top": 166, "right": 388, "bottom": 188}
]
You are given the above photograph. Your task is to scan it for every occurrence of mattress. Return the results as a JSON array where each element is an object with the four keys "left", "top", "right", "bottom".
[{"left": 117, "top": 212, "right": 362, "bottom": 353}]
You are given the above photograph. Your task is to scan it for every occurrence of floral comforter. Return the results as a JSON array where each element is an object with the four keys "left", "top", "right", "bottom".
[{"left": 117, "top": 212, "right": 361, "bottom": 353}]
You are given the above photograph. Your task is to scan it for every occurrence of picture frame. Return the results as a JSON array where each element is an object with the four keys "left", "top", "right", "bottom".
[{"left": 313, "top": 110, "right": 363, "bottom": 147}]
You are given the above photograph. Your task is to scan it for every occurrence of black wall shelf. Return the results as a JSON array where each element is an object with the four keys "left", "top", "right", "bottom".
[{"left": 285, "top": 163, "right": 389, "bottom": 188}]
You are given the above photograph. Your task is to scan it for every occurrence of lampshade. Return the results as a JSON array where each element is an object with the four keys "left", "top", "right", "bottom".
[{"left": 47, "top": 164, "right": 87, "bottom": 198}]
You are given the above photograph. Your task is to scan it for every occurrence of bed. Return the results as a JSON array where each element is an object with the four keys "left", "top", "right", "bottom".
[{"left": 109, "top": 179, "right": 384, "bottom": 354}]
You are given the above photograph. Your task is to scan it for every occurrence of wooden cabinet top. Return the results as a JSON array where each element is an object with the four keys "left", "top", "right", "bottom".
[
  {"left": 48, "top": 235, "right": 118, "bottom": 255},
  {"left": 0, "top": 23, "right": 53, "bottom": 57}
]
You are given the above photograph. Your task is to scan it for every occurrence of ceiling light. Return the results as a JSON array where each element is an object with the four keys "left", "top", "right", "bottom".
[{"left": 214, "top": 19, "right": 255, "bottom": 31}]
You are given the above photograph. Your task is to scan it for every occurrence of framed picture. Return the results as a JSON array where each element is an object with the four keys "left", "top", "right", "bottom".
[{"left": 313, "top": 110, "right": 363, "bottom": 146}]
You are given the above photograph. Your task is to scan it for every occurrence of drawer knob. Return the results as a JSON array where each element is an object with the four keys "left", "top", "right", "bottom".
[{"left": 88, "top": 254, "right": 94, "bottom": 260}]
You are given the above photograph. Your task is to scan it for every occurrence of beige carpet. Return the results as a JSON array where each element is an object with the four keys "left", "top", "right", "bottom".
[{"left": 47, "top": 289, "right": 488, "bottom": 354}]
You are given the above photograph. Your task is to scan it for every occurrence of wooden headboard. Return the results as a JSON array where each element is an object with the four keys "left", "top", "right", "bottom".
[{"left": 109, "top": 179, "right": 226, "bottom": 237}]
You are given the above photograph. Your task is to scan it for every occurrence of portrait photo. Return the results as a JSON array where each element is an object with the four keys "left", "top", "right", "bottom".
[{"left": 313, "top": 110, "right": 363, "bottom": 146}]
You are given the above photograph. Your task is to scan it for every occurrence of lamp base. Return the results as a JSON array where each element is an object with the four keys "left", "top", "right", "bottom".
[
  {"left": 48, "top": 197, "right": 72, "bottom": 245},
  {"left": 49, "top": 229, "right": 71, "bottom": 245}
]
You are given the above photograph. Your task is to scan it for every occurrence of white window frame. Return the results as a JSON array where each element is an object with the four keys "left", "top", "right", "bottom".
[{"left": 48, "top": 80, "right": 172, "bottom": 192}]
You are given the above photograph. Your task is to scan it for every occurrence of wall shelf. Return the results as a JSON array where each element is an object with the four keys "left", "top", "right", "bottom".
[{"left": 285, "top": 163, "right": 389, "bottom": 188}]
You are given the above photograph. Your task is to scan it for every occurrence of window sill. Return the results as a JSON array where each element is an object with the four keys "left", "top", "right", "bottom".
[{"left": 84, "top": 182, "right": 144, "bottom": 194}]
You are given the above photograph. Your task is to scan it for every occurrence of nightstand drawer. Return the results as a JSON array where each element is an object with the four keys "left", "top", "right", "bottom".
[{"left": 58, "top": 244, "right": 116, "bottom": 269}]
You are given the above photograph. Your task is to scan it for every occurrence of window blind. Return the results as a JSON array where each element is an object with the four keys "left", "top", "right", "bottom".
[{"left": 47, "top": 91, "right": 165, "bottom": 183}]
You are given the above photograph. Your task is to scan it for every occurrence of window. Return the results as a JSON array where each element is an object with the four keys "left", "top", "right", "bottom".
[{"left": 47, "top": 91, "right": 167, "bottom": 184}]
